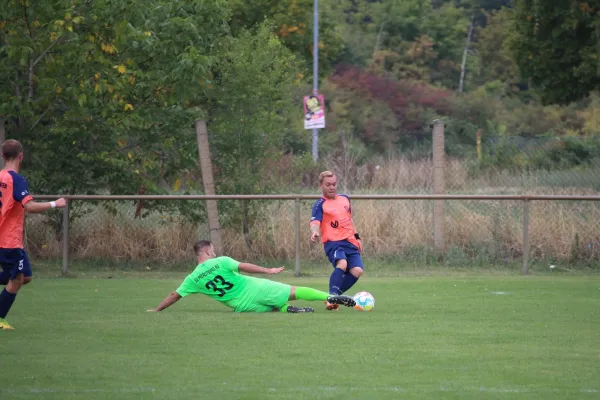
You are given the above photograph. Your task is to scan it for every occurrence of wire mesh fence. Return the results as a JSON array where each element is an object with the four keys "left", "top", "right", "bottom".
[
  {"left": 329, "top": 134, "right": 600, "bottom": 195},
  {"left": 23, "top": 195, "right": 600, "bottom": 277},
  {"left": 19, "top": 127, "right": 600, "bottom": 276}
]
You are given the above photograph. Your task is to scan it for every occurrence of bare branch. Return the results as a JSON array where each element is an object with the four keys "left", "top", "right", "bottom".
[
  {"left": 28, "top": 59, "right": 34, "bottom": 100},
  {"left": 28, "top": 103, "right": 54, "bottom": 132},
  {"left": 458, "top": 15, "right": 475, "bottom": 93},
  {"left": 32, "top": 36, "right": 65, "bottom": 68},
  {"left": 15, "top": 71, "right": 22, "bottom": 101},
  {"left": 22, "top": 1, "right": 33, "bottom": 38}
]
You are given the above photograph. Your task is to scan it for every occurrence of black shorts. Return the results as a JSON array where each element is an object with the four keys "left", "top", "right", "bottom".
[{"left": 0, "top": 248, "right": 31, "bottom": 280}]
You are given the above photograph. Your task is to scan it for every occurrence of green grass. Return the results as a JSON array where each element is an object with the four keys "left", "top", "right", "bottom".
[
  {"left": 30, "top": 257, "right": 600, "bottom": 278},
  {"left": 1, "top": 275, "right": 600, "bottom": 399}
]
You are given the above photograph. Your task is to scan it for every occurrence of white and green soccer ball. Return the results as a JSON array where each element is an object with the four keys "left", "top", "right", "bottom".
[{"left": 353, "top": 291, "right": 375, "bottom": 312}]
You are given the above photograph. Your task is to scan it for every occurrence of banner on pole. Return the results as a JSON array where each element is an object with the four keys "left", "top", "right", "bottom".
[{"left": 303, "top": 94, "right": 325, "bottom": 130}]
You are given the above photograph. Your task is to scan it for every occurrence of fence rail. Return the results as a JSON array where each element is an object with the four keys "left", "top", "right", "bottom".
[
  {"left": 30, "top": 194, "right": 600, "bottom": 276},
  {"left": 33, "top": 194, "right": 600, "bottom": 201}
]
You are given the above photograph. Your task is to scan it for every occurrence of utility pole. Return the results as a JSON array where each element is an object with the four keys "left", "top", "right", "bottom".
[{"left": 312, "top": 0, "right": 319, "bottom": 163}]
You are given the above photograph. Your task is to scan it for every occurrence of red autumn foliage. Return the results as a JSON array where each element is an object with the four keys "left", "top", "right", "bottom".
[{"left": 330, "top": 64, "right": 453, "bottom": 131}]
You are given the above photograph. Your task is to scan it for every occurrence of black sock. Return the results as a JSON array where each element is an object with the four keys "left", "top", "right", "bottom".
[
  {"left": 340, "top": 273, "right": 359, "bottom": 294},
  {"left": 0, "top": 289, "right": 17, "bottom": 319},
  {"left": 329, "top": 268, "right": 345, "bottom": 295}
]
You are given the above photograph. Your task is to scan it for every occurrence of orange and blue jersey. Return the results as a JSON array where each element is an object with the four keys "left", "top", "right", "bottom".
[
  {"left": 0, "top": 169, "right": 33, "bottom": 249},
  {"left": 310, "top": 194, "right": 360, "bottom": 249}
]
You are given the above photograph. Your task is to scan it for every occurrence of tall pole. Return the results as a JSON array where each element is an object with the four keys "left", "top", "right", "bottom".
[{"left": 312, "top": 0, "right": 319, "bottom": 163}]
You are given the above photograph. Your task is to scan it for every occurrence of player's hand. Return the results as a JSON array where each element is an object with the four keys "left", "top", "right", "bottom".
[
  {"left": 268, "top": 266, "right": 285, "bottom": 274},
  {"left": 311, "top": 231, "right": 320, "bottom": 243},
  {"left": 54, "top": 198, "right": 67, "bottom": 208},
  {"left": 357, "top": 239, "right": 363, "bottom": 253}
]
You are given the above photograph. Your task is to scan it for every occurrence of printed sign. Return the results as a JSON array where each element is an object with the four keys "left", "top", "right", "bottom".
[{"left": 304, "top": 94, "right": 325, "bottom": 130}]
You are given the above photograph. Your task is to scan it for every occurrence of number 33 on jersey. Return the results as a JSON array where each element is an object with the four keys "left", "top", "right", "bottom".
[{"left": 176, "top": 256, "right": 242, "bottom": 301}]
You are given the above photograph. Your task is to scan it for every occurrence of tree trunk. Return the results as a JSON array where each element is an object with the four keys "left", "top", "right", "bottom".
[
  {"left": 458, "top": 15, "right": 475, "bottom": 93},
  {"left": 134, "top": 185, "right": 145, "bottom": 219},
  {"left": 373, "top": 20, "right": 386, "bottom": 59},
  {"left": 242, "top": 200, "right": 253, "bottom": 251},
  {"left": 28, "top": 59, "right": 34, "bottom": 101},
  {"left": 195, "top": 120, "right": 223, "bottom": 255},
  {"left": 341, "top": 129, "right": 347, "bottom": 192}
]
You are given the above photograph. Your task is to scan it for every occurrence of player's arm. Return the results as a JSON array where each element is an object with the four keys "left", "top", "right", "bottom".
[
  {"left": 147, "top": 291, "right": 182, "bottom": 312},
  {"left": 347, "top": 196, "right": 363, "bottom": 252},
  {"left": 11, "top": 174, "right": 67, "bottom": 213},
  {"left": 310, "top": 200, "right": 324, "bottom": 242},
  {"left": 310, "top": 222, "right": 321, "bottom": 242},
  {"left": 238, "top": 263, "right": 284, "bottom": 275},
  {"left": 24, "top": 198, "right": 67, "bottom": 213}
]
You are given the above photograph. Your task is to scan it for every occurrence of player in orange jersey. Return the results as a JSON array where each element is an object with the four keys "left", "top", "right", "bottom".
[
  {"left": 310, "top": 171, "right": 364, "bottom": 310},
  {"left": 0, "top": 140, "right": 66, "bottom": 330}
]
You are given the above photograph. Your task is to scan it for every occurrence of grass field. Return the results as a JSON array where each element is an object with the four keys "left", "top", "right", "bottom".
[{"left": 1, "top": 274, "right": 599, "bottom": 399}]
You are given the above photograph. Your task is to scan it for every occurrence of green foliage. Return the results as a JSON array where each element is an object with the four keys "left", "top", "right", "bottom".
[
  {"left": 479, "top": 135, "right": 600, "bottom": 172},
  {"left": 228, "top": 0, "right": 343, "bottom": 76},
  {"left": 1, "top": 0, "right": 599, "bottom": 205},
  {"left": 0, "top": 0, "right": 230, "bottom": 198},
  {"left": 0, "top": 0, "right": 303, "bottom": 233},
  {"left": 209, "top": 22, "right": 301, "bottom": 192},
  {"left": 330, "top": 0, "right": 471, "bottom": 88},
  {"left": 510, "top": 0, "right": 600, "bottom": 105},
  {"left": 474, "top": 8, "right": 520, "bottom": 87},
  {"left": 206, "top": 21, "right": 302, "bottom": 227}
]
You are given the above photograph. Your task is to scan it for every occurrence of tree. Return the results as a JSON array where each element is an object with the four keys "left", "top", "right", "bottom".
[
  {"left": 475, "top": 7, "right": 520, "bottom": 88},
  {"left": 206, "top": 22, "right": 303, "bottom": 246},
  {"left": 228, "top": 0, "right": 343, "bottom": 76},
  {"left": 0, "top": 0, "right": 236, "bottom": 232},
  {"left": 510, "top": 0, "right": 600, "bottom": 105},
  {"left": 0, "top": 0, "right": 230, "bottom": 199}
]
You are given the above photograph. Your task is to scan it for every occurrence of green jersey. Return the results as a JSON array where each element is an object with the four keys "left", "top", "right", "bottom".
[{"left": 175, "top": 256, "right": 290, "bottom": 312}]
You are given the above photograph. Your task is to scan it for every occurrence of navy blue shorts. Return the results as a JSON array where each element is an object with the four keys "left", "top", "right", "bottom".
[
  {"left": 324, "top": 240, "right": 364, "bottom": 270},
  {"left": 0, "top": 248, "right": 32, "bottom": 281}
]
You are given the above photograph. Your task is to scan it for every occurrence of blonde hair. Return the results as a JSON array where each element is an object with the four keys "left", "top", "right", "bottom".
[{"left": 319, "top": 170, "right": 336, "bottom": 185}]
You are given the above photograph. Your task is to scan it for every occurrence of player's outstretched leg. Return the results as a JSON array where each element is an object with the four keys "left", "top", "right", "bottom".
[
  {"left": 291, "top": 286, "right": 356, "bottom": 309},
  {"left": 280, "top": 304, "right": 315, "bottom": 313},
  {"left": 326, "top": 294, "right": 356, "bottom": 308}
]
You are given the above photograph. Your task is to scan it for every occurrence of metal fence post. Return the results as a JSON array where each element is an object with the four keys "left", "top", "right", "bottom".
[
  {"left": 522, "top": 199, "right": 530, "bottom": 275},
  {"left": 62, "top": 200, "right": 70, "bottom": 275},
  {"left": 295, "top": 198, "right": 301, "bottom": 277}
]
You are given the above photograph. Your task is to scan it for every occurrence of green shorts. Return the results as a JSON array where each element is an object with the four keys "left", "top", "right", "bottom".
[{"left": 234, "top": 280, "right": 292, "bottom": 313}]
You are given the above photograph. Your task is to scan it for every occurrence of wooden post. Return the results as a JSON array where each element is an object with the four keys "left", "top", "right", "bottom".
[
  {"left": 62, "top": 200, "right": 70, "bottom": 275},
  {"left": 195, "top": 120, "right": 223, "bottom": 255},
  {"left": 295, "top": 198, "right": 301, "bottom": 277},
  {"left": 432, "top": 119, "right": 446, "bottom": 254}
]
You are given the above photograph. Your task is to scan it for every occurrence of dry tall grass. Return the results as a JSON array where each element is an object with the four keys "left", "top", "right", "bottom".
[{"left": 24, "top": 157, "right": 600, "bottom": 267}]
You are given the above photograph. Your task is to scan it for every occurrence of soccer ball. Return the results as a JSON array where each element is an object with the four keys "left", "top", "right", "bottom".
[{"left": 353, "top": 291, "right": 375, "bottom": 312}]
